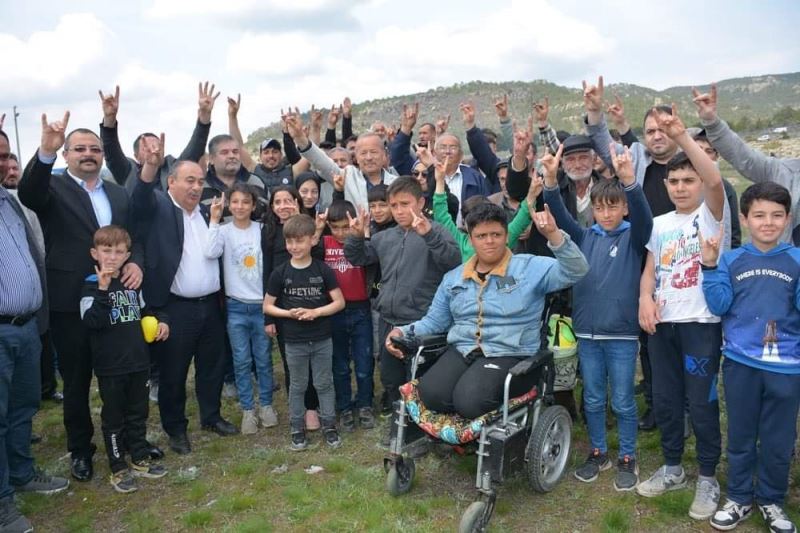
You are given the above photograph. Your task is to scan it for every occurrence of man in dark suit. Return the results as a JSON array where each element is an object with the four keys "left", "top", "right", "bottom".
[
  {"left": 17, "top": 112, "right": 145, "bottom": 482},
  {"left": 132, "top": 135, "right": 237, "bottom": 455}
]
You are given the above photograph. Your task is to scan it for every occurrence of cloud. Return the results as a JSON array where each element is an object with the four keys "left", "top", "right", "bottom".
[{"left": 227, "top": 33, "right": 321, "bottom": 75}]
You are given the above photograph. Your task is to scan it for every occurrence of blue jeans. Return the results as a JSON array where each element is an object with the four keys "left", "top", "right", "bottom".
[
  {"left": 0, "top": 320, "right": 41, "bottom": 499},
  {"left": 226, "top": 299, "right": 273, "bottom": 411},
  {"left": 331, "top": 306, "right": 374, "bottom": 411},
  {"left": 578, "top": 338, "right": 638, "bottom": 458}
]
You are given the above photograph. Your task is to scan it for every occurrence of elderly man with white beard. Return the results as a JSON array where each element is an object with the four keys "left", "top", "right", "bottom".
[{"left": 559, "top": 135, "right": 608, "bottom": 228}]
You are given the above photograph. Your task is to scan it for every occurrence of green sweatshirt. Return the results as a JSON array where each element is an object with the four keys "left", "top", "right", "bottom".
[{"left": 432, "top": 192, "right": 533, "bottom": 262}]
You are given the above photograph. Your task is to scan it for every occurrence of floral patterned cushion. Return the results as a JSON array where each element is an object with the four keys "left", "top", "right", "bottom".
[{"left": 398, "top": 380, "right": 538, "bottom": 445}]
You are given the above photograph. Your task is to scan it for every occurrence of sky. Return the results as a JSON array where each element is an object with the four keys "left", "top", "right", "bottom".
[{"left": 3, "top": 0, "right": 799, "bottom": 162}]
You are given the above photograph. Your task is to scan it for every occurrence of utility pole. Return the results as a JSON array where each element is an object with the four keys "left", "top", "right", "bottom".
[{"left": 12, "top": 106, "right": 21, "bottom": 160}]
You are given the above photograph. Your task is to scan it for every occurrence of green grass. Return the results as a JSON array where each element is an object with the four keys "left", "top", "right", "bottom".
[{"left": 602, "top": 507, "right": 631, "bottom": 533}]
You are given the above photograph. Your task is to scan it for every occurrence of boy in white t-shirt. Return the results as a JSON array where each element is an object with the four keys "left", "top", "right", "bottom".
[{"left": 635, "top": 105, "right": 729, "bottom": 522}]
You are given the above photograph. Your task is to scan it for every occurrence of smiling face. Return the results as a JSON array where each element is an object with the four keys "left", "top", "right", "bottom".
[
  {"left": 355, "top": 135, "right": 386, "bottom": 177},
  {"left": 260, "top": 147, "right": 282, "bottom": 170},
  {"left": 741, "top": 199, "right": 790, "bottom": 251},
  {"left": 272, "top": 190, "right": 299, "bottom": 222},
  {"left": 63, "top": 131, "right": 104, "bottom": 180},
  {"left": 562, "top": 150, "right": 594, "bottom": 181},
  {"left": 228, "top": 190, "right": 255, "bottom": 222},
  {"left": 297, "top": 180, "right": 319, "bottom": 210},
  {"left": 168, "top": 161, "right": 206, "bottom": 212},
  {"left": 369, "top": 200, "right": 392, "bottom": 225}
]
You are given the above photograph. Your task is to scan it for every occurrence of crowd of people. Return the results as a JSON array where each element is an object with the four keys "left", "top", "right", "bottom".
[{"left": 1, "top": 75, "right": 799, "bottom": 533}]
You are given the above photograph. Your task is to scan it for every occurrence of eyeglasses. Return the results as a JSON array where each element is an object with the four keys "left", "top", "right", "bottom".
[
  {"left": 412, "top": 170, "right": 427, "bottom": 177},
  {"left": 69, "top": 146, "right": 103, "bottom": 154}
]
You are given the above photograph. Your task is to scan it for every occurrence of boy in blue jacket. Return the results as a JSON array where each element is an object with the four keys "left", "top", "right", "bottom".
[
  {"left": 701, "top": 182, "right": 800, "bottom": 533},
  {"left": 543, "top": 142, "right": 653, "bottom": 491}
]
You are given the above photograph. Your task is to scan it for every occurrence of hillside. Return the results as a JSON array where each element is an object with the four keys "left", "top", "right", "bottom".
[{"left": 245, "top": 72, "right": 800, "bottom": 153}]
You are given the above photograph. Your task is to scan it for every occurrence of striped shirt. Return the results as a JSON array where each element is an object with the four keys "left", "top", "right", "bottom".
[{"left": 0, "top": 188, "right": 42, "bottom": 315}]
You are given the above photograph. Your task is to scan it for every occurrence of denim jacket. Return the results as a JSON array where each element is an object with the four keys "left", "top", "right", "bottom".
[{"left": 400, "top": 233, "right": 589, "bottom": 358}]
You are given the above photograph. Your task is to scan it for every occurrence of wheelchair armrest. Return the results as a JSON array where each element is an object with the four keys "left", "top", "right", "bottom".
[
  {"left": 416, "top": 334, "right": 448, "bottom": 348},
  {"left": 389, "top": 333, "right": 448, "bottom": 356},
  {"left": 509, "top": 349, "right": 553, "bottom": 377}
]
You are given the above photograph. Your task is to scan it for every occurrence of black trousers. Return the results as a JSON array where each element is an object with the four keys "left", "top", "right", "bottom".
[
  {"left": 49, "top": 312, "right": 94, "bottom": 458},
  {"left": 157, "top": 297, "right": 226, "bottom": 436},
  {"left": 39, "top": 330, "right": 57, "bottom": 398},
  {"left": 639, "top": 331, "right": 653, "bottom": 407},
  {"left": 417, "top": 346, "right": 539, "bottom": 419},
  {"left": 97, "top": 370, "right": 149, "bottom": 473},
  {"left": 379, "top": 318, "right": 408, "bottom": 405},
  {"left": 275, "top": 324, "right": 319, "bottom": 411}
]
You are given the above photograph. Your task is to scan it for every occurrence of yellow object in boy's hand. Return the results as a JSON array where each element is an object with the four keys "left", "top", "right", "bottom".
[{"left": 141, "top": 316, "right": 158, "bottom": 343}]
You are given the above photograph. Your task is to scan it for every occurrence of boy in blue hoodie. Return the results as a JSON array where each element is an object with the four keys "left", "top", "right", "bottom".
[
  {"left": 701, "top": 182, "right": 800, "bottom": 533},
  {"left": 543, "top": 141, "right": 653, "bottom": 491}
]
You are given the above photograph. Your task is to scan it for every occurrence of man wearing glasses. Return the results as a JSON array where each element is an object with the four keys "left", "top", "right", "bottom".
[
  {"left": 18, "top": 113, "right": 144, "bottom": 483},
  {"left": 432, "top": 134, "right": 491, "bottom": 225}
]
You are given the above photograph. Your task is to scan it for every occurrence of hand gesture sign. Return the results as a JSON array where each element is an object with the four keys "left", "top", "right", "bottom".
[
  {"left": 98, "top": 85, "right": 120, "bottom": 122},
  {"left": 310, "top": 104, "right": 323, "bottom": 131},
  {"left": 434, "top": 155, "right": 449, "bottom": 185},
  {"left": 94, "top": 264, "right": 115, "bottom": 291},
  {"left": 40, "top": 111, "right": 70, "bottom": 157},
  {"left": 698, "top": 223, "right": 724, "bottom": 267},
  {"left": 210, "top": 192, "right": 225, "bottom": 224},
  {"left": 342, "top": 96, "right": 352, "bottom": 118},
  {"left": 347, "top": 206, "right": 370, "bottom": 237},
  {"left": 227, "top": 94, "right": 241, "bottom": 118},
  {"left": 327, "top": 104, "right": 341, "bottom": 129},
  {"left": 606, "top": 93, "right": 629, "bottom": 131},
  {"left": 459, "top": 101, "right": 476, "bottom": 129},
  {"left": 533, "top": 97, "right": 549, "bottom": 127},
  {"left": 400, "top": 102, "right": 419, "bottom": 135},
  {"left": 411, "top": 210, "right": 431, "bottom": 236},
  {"left": 650, "top": 103, "right": 686, "bottom": 139},
  {"left": 198, "top": 81, "right": 220, "bottom": 124},
  {"left": 533, "top": 204, "right": 562, "bottom": 244},
  {"left": 527, "top": 175, "right": 544, "bottom": 204},
  {"left": 415, "top": 143, "right": 435, "bottom": 168},
  {"left": 494, "top": 94, "right": 509, "bottom": 120},
  {"left": 332, "top": 171, "right": 345, "bottom": 192},
  {"left": 512, "top": 121, "right": 533, "bottom": 160},
  {"left": 315, "top": 208, "right": 329, "bottom": 234},
  {"left": 284, "top": 107, "right": 308, "bottom": 144},
  {"left": 581, "top": 75, "right": 604, "bottom": 113},
  {"left": 435, "top": 114, "right": 451, "bottom": 136},
  {"left": 142, "top": 133, "right": 165, "bottom": 168},
  {"left": 609, "top": 143, "right": 635, "bottom": 186},
  {"left": 692, "top": 83, "right": 718, "bottom": 123},
  {"left": 539, "top": 144, "right": 563, "bottom": 188}
]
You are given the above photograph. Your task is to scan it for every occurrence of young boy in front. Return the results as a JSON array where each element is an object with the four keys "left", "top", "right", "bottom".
[
  {"left": 636, "top": 105, "right": 729, "bottom": 521},
  {"left": 80, "top": 225, "right": 169, "bottom": 493},
  {"left": 702, "top": 182, "right": 800, "bottom": 533},
  {"left": 344, "top": 177, "right": 461, "bottom": 446},
  {"left": 543, "top": 143, "right": 653, "bottom": 491},
  {"left": 263, "top": 214, "right": 345, "bottom": 451}
]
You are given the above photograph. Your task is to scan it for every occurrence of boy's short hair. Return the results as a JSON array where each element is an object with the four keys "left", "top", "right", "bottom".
[
  {"left": 327, "top": 200, "right": 356, "bottom": 223},
  {"left": 93, "top": 225, "right": 131, "bottom": 249},
  {"left": 590, "top": 179, "right": 627, "bottom": 205},
  {"left": 283, "top": 214, "right": 316, "bottom": 239},
  {"left": 643, "top": 105, "right": 673, "bottom": 126},
  {"left": 665, "top": 151, "right": 695, "bottom": 174},
  {"left": 367, "top": 184, "right": 389, "bottom": 204},
  {"left": 465, "top": 203, "right": 508, "bottom": 234},
  {"left": 387, "top": 176, "right": 423, "bottom": 200},
  {"left": 740, "top": 182, "right": 792, "bottom": 216}
]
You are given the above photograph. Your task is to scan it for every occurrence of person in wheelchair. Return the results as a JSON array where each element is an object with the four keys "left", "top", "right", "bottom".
[{"left": 386, "top": 201, "right": 589, "bottom": 420}]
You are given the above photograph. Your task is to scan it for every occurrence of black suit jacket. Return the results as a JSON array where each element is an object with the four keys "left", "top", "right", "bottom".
[
  {"left": 131, "top": 176, "right": 213, "bottom": 308},
  {"left": 17, "top": 153, "right": 143, "bottom": 313}
]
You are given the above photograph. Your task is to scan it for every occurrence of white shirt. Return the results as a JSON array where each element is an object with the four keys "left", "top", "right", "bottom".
[
  {"left": 67, "top": 171, "right": 112, "bottom": 227},
  {"left": 168, "top": 193, "right": 220, "bottom": 298},
  {"left": 203, "top": 221, "right": 263, "bottom": 303},
  {"left": 445, "top": 167, "right": 464, "bottom": 225}
]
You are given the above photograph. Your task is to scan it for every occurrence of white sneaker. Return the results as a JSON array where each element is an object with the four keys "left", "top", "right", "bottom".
[
  {"left": 636, "top": 465, "right": 687, "bottom": 497},
  {"left": 258, "top": 405, "right": 278, "bottom": 428},
  {"left": 759, "top": 503, "right": 797, "bottom": 533},
  {"left": 689, "top": 477, "right": 720, "bottom": 520},
  {"left": 710, "top": 499, "right": 752, "bottom": 530},
  {"left": 240, "top": 410, "right": 258, "bottom": 435}
]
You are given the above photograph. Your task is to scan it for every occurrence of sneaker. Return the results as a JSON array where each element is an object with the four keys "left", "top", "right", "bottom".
[
  {"left": 324, "top": 427, "right": 342, "bottom": 449},
  {"left": 13, "top": 468, "right": 69, "bottom": 495},
  {"left": 290, "top": 431, "right": 308, "bottom": 452},
  {"left": 710, "top": 499, "right": 752, "bottom": 531},
  {"left": 258, "top": 405, "right": 278, "bottom": 428},
  {"left": 758, "top": 503, "right": 796, "bottom": 533},
  {"left": 636, "top": 465, "right": 687, "bottom": 497},
  {"left": 689, "top": 477, "right": 721, "bottom": 520},
  {"left": 340, "top": 410, "right": 355, "bottom": 432},
  {"left": 110, "top": 469, "right": 138, "bottom": 494},
  {"left": 241, "top": 409, "right": 258, "bottom": 435},
  {"left": 574, "top": 448, "right": 612, "bottom": 483},
  {"left": 358, "top": 407, "right": 376, "bottom": 429},
  {"left": 131, "top": 459, "right": 168, "bottom": 479},
  {"left": 0, "top": 497, "right": 33, "bottom": 533},
  {"left": 305, "top": 410, "right": 321, "bottom": 431},
  {"left": 614, "top": 455, "right": 639, "bottom": 492},
  {"left": 148, "top": 380, "right": 159, "bottom": 403},
  {"left": 222, "top": 382, "right": 238, "bottom": 399}
]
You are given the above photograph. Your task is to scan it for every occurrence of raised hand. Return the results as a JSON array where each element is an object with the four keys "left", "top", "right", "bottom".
[
  {"left": 433, "top": 155, "right": 448, "bottom": 193},
  {"left": 411, "top": 210, "right": 431, "bottom": 236},
  {"left": 332, "top": 171, "right": 345, "bottom": 192},
  {"left": 533, "top": 97, "right": 549, "bottom": 128},
  {"left": 94, "top": 264, "right": 114, "bottom": 291},
  {"left": 400, "top": 102, "right": 419, "bottom": 135},
  {"left": 459, "top": 102, "right": 476, "bottom": 129},
  {"left": 40, "top": 111, "right": 70, "bottom": 157},
  {"left": 342, "top": 96, "right": 352, "bottom": 118},
  {"left": 99, "top": 85, "right": 120, "bottom": 125},
  {"left": 198, "top": 81, "right": 220, "bottom": 124},
  {"left": 386, "top": 124, "right": 398, "bottom": 144},
  {"left": 315, "top": 208, "right": 329, "bottom": 234},
  {"left": 435, "top": 114, "right": 451, "bottom": 136},
  {"left": 533, "top": 204, "right": 562, "bottom": 245},
  {"left": 539, "top": 143, "right": 563, "bottom": 187},
  {"left": 227, "top": 94, "right": 241, "bottom": 118},
  {"left": 609, "top": 143, "right": 634, "bottom": 186},
  {"left": 327, "top": 104, "right": 341, "bottom": 129},
  {"left": 512, "top": 121, "right": 533, "bottom": 159},
  {"left": 605, "top": 93, "right": 629, "bottom": 130},
  {"left": 347, "top": 206, "right": 370, "bottom": 237},
  {"left": 581, "top": 75, "right": 604, "bottom": 113},
  {"left": 284, "top": 107, "right": 308, "bottom": 146},
  {"left": 310, "top": 104, "right": 323, "bottom": 131},
  {"left": 415, "top": 143, "right": 435, "bottom": 168},
  {"left": 651, "top": 103, "right": 686, "bottom": 139},
  {"left": 698, "top": 224, "right": 724, "bottom": 267},
  {"left": 210, "top": 192, "right": 225, "bottom": 224},
  {"left": 527, "top": 175, "right": 544, "bottom": 204},
  {"left": 692, "top": 83, "right": 718, "bottom": 123},
  {"left": 494, "top": 94, "right": 509, "bottom": 120}
]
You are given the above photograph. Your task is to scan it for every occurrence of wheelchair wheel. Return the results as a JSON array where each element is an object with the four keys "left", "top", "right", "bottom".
[
  {"left": 525, "top": 405, "right": 572, "bottom": 492},
  {"left": 458, "top": 501, "right": 488, "bottom": 533},
  {"left": 386, "top": 457, "right": 415, "bottom": 496}
]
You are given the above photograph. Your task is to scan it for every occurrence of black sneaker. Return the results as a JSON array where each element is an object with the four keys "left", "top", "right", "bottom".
[
  {"left": 359, "top": 407, "right": 375, "bottom": 429},
  {"left": 110, "top": 469, "right": 138, "bottom": 494},
  {"left": 340, "top": 410, "right": 355, "bottom": 432},
  {"left": 638, "top": 408, "right": 656, "bottom": 431},
  {"left": 0, "top": 497, "right": 33, "bottom": 533},
  {"left": 380, "top": 391, "right": 391, "bottom": 417},
  {"left": 290, "top": 431, "right": 308, "bottom": 452},
  {"left": 614, "top": 455, "right": 639, "bottom": 491},
  {"left": 131, "top": 459, "right": 168, "bottom": 479},
  {"left": 574, "top": 448, "right": 612, "bottom": 483},
  {"left": 710, "top": 499, "right": 752, "bottom": 531},
  {"left": 758, "top": 503, "right": 796, "bottom": 533},
  {"left": 324, "top": 427, "right": 342, "bottom": 449},
  {"left": 13, "top": 467, "right": 69, "bottom": 495}
]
